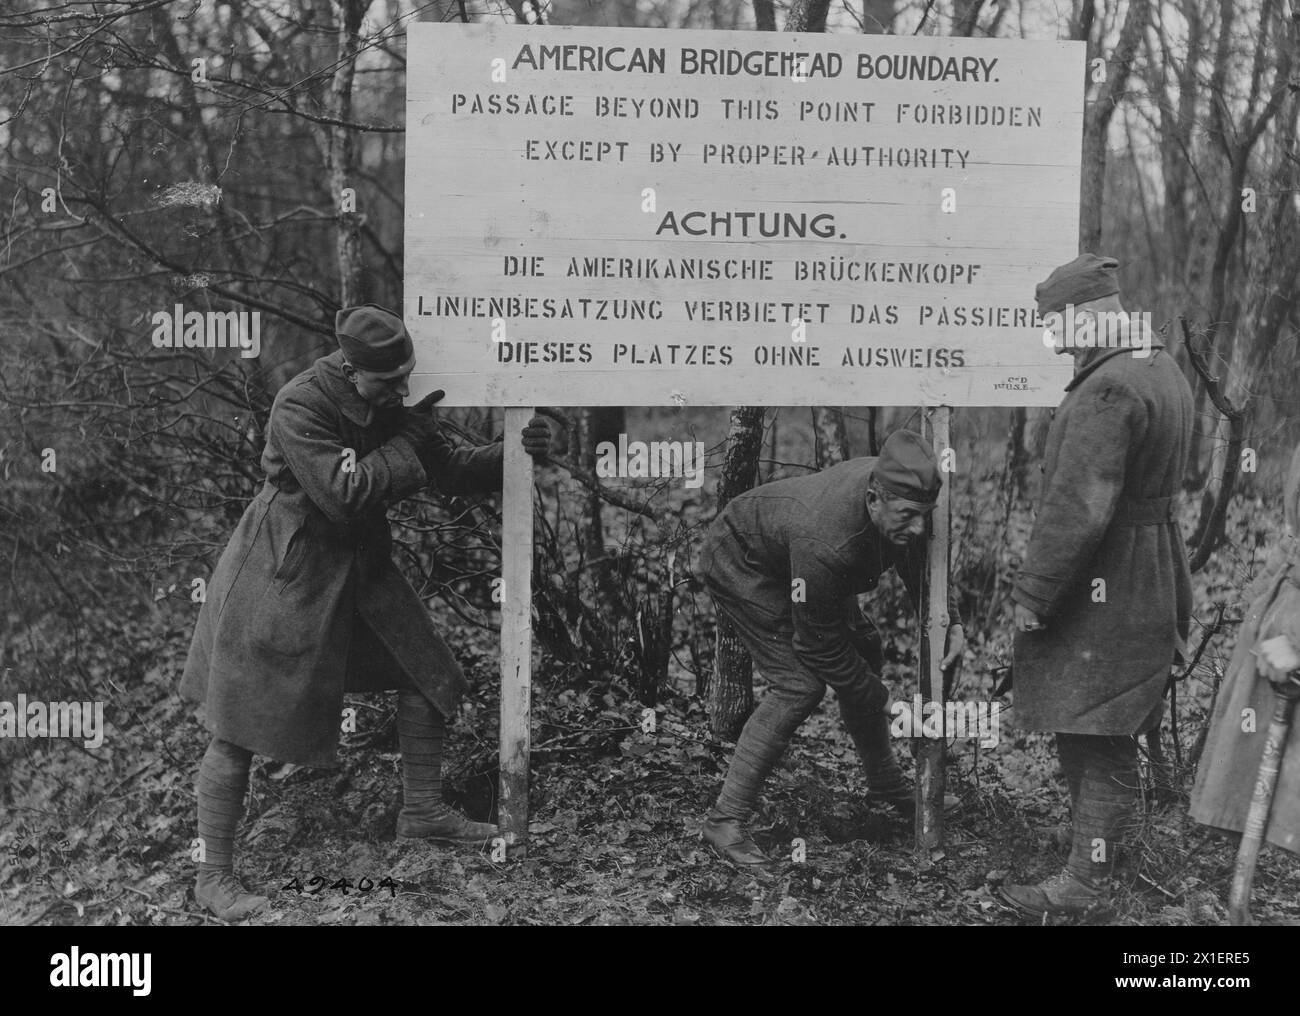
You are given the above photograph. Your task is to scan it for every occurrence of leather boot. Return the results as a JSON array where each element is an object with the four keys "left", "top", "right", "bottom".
[
  {"left": 194, "top": 869, "right": 269, "bottom": 921},
  {"left": 701, "top": 812, "right": 776, "bottom": 869},
  {"left": 397, "top": 804, "right": 498, "bottom": 846},
  {"left": 997, "top": 869, "right": 1106, "bottom": 917},
  {"left": 844, "top": 706, "right": 960, "bottom": 816}
]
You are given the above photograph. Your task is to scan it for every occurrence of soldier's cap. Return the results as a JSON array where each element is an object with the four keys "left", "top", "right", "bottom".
[
  {"left": 872, "top": 429, "right": 941, "bottom": 507},
  {"left": 335, "top": 304, "right": 415, "bottom": 372},
  {"left": 1035, "top": 253, "right": 1120, "bottom": 316}
]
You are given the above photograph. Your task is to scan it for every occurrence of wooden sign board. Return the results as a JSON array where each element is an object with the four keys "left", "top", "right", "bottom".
[{"left": 405, "top": 23, "right": 1083, "bottom": 407}]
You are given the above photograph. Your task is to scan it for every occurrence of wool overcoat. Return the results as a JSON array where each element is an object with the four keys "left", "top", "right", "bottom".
[
  {"left": 1190, "top": 444, "right": 1300, "bottom": 854},
  {"left": 1012, "top": 343, "right": 1194, "bottom": 734},
  {"left": 180, "top": 351, "right": 503, "bottom": 766}
]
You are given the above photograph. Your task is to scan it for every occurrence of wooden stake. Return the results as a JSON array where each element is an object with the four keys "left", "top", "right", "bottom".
[
  {"left": 916, "top": 406, "right": 951, "bottom": 860},
  {"left": 1228, "top": 683, "right": 1298, "bottom": 925},
  {"left": 499, "top": 406, "right": 534, "bottom": 853}
]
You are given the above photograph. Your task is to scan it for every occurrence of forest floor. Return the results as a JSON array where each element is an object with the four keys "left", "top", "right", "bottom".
[
  {"left": 4, "top": 409, "right": 1300, "bottom": 927},
  {"left": 4, "top": 542, "right": 1299, "bottom": 927}
]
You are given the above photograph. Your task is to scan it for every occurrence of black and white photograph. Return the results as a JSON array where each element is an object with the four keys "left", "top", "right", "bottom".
[{"left": 1, "top": 0, "right": 1297, "bottom": 985}]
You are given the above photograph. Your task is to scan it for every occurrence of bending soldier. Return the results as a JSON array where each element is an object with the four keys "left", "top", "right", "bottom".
[{"left": 699, "top": 429, "right": 965, "bottom": 868}]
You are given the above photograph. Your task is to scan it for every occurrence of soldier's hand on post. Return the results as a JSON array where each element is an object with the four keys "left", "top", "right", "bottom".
[
  {"left": 1014, "top": 603, "right": 1046, "bottom": 633},
  {"left": 397, "top": 391, "right": 445, "bottom": 480},
  {"left": 941, "top": 623, "right": 965, "bottom": 674},
  {"left": 401, "top": 389, "right": 445, "bottom": 446},
  {"left": 1256, "top": 634, "right": 1300, "bottom": 683},
  {"left": 521, "top": 415, "right": 551, "bottom": 460},
  {"left": 410, "top": 389, "right": 445, "bottom": 417}
]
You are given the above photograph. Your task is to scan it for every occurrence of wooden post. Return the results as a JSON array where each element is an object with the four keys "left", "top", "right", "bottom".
[
  {"left": 499, "top": 406, "right": 534, "bottom": 852},
  {"left": 916, "top": 406, "right": 951, "bottom": 860}
]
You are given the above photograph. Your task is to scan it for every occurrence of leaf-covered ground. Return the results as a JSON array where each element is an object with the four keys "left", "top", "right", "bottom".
[
  {"left": 4, "top": 544, "right": 1299, "bottom": 927},
  {"left": 4, "top": 434, "right": 1300, "bottom": 927}
]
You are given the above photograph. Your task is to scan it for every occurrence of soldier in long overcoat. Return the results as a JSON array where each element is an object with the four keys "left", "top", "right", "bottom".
[
  {"left": 999, "top": 255, "right": 1194, "bottom": 917},
  {"left": 698, "top": 430, "right": 965, "bottom": 867},
  {"left": 1191, "top": 443, "right": 1300, "bottom": 858},
  {"left": 180, "top": 305, "right": 550, "bottom": 919}
]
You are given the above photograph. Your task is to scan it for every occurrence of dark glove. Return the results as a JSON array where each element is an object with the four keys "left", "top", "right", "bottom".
[
  {"left": 397, "top": 389, "right": 445, "bottom": 474},
  {"left": 521, "top": 415, "right": 551, "bottom": 460}
]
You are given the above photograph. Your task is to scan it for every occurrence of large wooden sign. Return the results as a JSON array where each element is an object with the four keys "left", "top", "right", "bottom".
[{"left": 405, "top": 23, "right": 1084, "bottom": 407}]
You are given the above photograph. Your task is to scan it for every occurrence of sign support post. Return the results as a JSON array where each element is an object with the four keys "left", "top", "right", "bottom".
[
  {"left": 499, "top": 406, "right": 535, "bottom": 852},
  {"left": 917, "top": 405, "right": 952, "bottom": 860}
]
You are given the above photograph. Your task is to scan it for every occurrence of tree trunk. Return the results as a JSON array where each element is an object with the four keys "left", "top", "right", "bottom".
[
  {"left": 706, "top": 407, "right": 765, "bottom": 736},
  {"left": 705, "top": 0, "right": 834, "bottom": 736},
  {"left": 953, "top": 0, "right": 985, "bottom": 37},
  {"left": 324, "top": 0, "right": 367, "bottom": 304},
  {"left": 586, "top": 407, "right": 626, "bottom": 449},
  {"left": 1079, "top": 0, "right": 1149, "bottom": 254},
  {"left": 1246, "top": 89, "right": 1300, "bottom": 381},
  {"left": 1185, "top": 320, "right": 1247, "bottom": 572},
  {"left": 579, "top": 408, "right": 629, "bottom": 614},
  {"left": 1184, "top": 376, "right": 1209, "bottom": 491},
  {"left": 1006, "top": 406, "right": 1028, "bottom": 498},
  {"left": 845, "top": 0, "right": 900, "bottom": 457},
  {"left": 1189, "top": 0, "right": 1296, "bottom": 559},
  {"left": 813, "top": 407, "right": 850, "bottom": 466},
  {"left": 861, "top": 0, "right": 896, "bottom": 33},
  {"left": 785, "top": 0, "right": 830, "bottom": 32}
]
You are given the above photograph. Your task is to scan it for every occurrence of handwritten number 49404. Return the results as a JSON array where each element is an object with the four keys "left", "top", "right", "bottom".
[{"left": 281, "top": 875, "right": 397, "bottom": 898}]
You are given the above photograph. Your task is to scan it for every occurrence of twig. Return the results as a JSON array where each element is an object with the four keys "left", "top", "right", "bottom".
[
  {"left": 914, "top": 0, "right": 936, "bottom": 34},
  {"left": 548, "top": 455, "right": 656, "bottom": 519},
  {"left": 1137, "top": 872, "right": 1177, "bottom": 900},
  {"left": 1172, "top": 602, "right": 1229, "bottom": 688},
  {"left": 86, "top": 759, "right": 157, "bottom": 817},
  {"left": 1182, "top": 317, "right": 1246, "bottom": 573},
  {"left": 122, "top": 885, "right": 231, "bottom": 924},
  {"left": 21, "top": 899, "right": 62, "bottom": 926}
]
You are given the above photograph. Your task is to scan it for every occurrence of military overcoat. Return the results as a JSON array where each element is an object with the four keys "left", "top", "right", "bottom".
[
  {"left": 1012, "top": 343, "right": 1194, "bottom": 734},
  {"left": 180, "top": 351, "right": 502, "bottom": 766},
  {"left": 1190, "top": 444, "right": 1300, "bottom": 853}
]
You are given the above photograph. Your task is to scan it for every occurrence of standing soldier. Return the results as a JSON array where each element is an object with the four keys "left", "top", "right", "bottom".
[
  {"left": 180, "top": 305, "right": 551, "bottom": 920},
  {"left": 999, "top": 255, "right": 1194, "bottom": 917},
  {"left": 698, "top": 429, "right": 965, "bottom": 868}
]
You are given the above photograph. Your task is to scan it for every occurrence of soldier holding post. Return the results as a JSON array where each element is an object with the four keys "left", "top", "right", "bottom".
[
  {"left": 180, "top": 305, "right": 551, "bottom": 920},
  {"left": 698, "top": 429, "right": 965, "bottom": 868}
]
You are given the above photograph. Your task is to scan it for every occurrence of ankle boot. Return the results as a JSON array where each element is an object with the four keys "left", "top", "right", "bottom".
[
  {"left": 997, "top": 869, "right": 1106, "bottom": 917},
  {"left": 701, "top": 811, "right": 776, "bottom": 869},
  {"left": 193, "top": 738, "right": 261, "bottom": 920},
  {"left": 397, "top": 803, "right": 498, "bottom": 845},
  {"left": 195, "top": 868, "right": 269, "bottom": 921}
]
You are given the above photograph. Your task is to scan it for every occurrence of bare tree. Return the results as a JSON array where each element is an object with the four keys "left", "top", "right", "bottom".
[{"left": 1079, "top": 0, "right": 1150, "bottom": 255}]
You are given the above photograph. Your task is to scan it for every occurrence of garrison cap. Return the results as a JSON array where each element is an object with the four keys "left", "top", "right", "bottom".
[
  {"left": 335, "top": 304, "right": 415, "bottom": 372},
  {"left": 1035, "top": 253, "right": 1121, "bottom": 316},
  {"left": 873, "top": 429, "right": 941, "bottom": 505}
]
